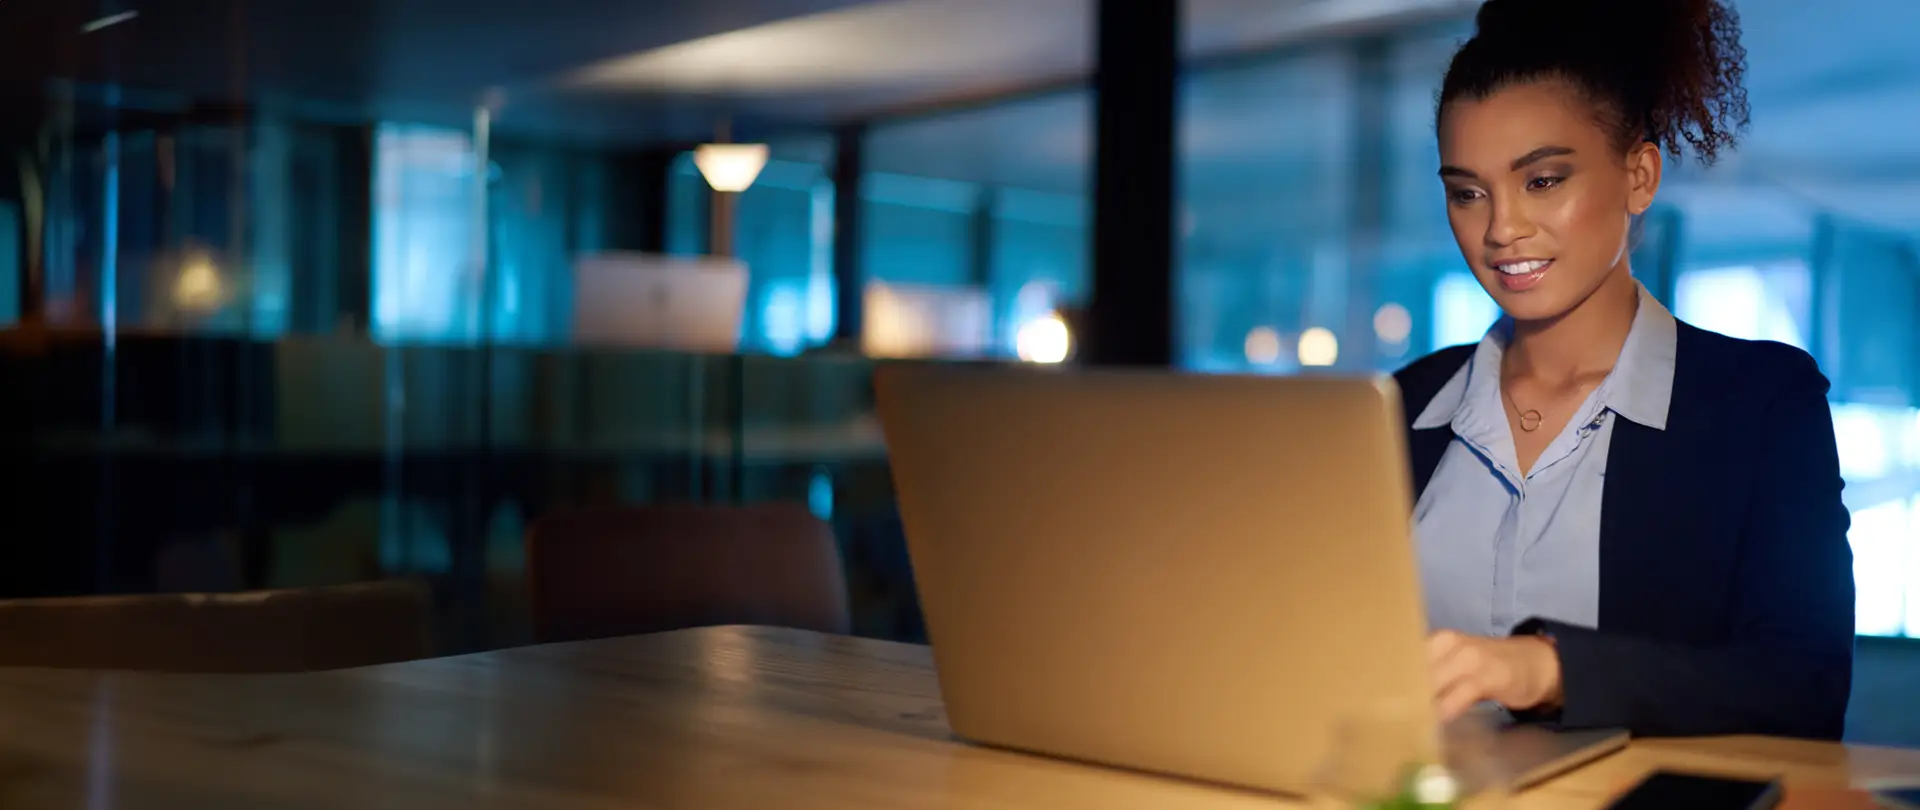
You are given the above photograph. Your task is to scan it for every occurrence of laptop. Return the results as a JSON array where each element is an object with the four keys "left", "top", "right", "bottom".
[
  {"left": 572, "top": 252, "right": 746, "bottom": 352},
  {"left": 872, "top": 363, "right": 1626, "bottom": 797}
]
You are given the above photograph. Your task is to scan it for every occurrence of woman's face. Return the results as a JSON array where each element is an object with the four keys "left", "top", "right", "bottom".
[{"left": 1436, "top": 79, "right": 1662, "bottom": 324}]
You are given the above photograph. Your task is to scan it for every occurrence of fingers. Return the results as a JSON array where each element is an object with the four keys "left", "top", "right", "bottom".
[
  {"left": 1426, "top": 629, "right": 1465, "bottom": 660},
  {"left": 1435, "top": 679, "right": 1483, "bottom": 721},
  {"left": 1427, "top": 632, "right": 1482, "bottom": 694},
  {"left": 1427, "top": 631, "right": 1491, "bottom": 719}
]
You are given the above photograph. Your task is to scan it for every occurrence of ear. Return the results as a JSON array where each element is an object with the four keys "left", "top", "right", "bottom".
[{"left": 1624, "top": 141, "right": 1663, "bottom": 216}]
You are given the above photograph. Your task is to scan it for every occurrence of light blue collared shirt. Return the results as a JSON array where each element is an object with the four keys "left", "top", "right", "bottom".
[{"left": 1412, "top": 283, "right": 1678, "bottom": 637}]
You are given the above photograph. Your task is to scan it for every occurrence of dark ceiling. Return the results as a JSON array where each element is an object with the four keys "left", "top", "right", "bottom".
[
  {"left": 0, "top": 0, "right": 1486, "bottom": 146},
  {"left": 0, "top": 0, "right": 881, "bottom": 142}
]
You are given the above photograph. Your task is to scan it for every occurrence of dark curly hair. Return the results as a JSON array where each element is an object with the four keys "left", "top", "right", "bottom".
[{"left": 1438, "top": 0, "right": 1751, "bottom": 166}]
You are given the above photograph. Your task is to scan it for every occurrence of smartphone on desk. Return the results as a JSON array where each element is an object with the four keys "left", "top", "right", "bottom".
[
  {"left": 1876, "top": 785, "right": 1920, "bottom": 809},
  {"left": 1604, "top": 770, "right": 1783, "bottom": 810}
]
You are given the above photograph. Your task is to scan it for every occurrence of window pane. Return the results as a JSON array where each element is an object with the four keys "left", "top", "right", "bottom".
[
  {"left": 1672, "top": 262, "right": 1811, "bottom": 349},
  {"left": 736, "top": 154, "right": 833, "bottom": 354},
  {"left": 371, "top": 124, "right": 480, "bottom": 344},
  {"left": 861, "top": 172, "right": 975, "bottom": 289},
  {"left": 1853, "top": 500, "right": 1913, "bottom": 637},
  {"left": 662, "top": 138, "right": 837, "bottom": 354},
  {"left": 862, "top": 91, "right": 1089, "bottom": 359},
  {"left": 1908, "top": 494, "right": 1920, "bottom": 638},
  {"left": 1179, "top": 47, "right": 1355, "bottom": 372},
  {"left": 488, "top": 146, "right": 608, "bottom": 346},
  {"left": 1431, "top": 272, "right": 1499, "bottom": 348},
  {"left": 991, "top": 188, "right": 1087, "bottom": 351},
  {"left": 1379, "top": 22, "right": 1476, "bottom": 364},
  {"left": 667, "top": 154, "right": 706, "bottom": 258},
  {"left": 1825, "top": 227, "right": 1919, "bottom": 405}
]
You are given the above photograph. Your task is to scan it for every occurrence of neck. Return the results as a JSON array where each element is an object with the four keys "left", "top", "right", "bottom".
[{"left": 1505, "top": 264, "right": 1640, "bottom": 384}]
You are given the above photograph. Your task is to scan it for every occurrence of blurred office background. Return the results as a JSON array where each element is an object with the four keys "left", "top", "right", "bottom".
[{"left": 0, "top": 0, "right": 1915, "bottom": 735}]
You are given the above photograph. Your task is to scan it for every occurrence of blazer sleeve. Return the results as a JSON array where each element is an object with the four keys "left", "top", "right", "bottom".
[{"left": 1518, "top": 352, "right": 1855, "bottom": 739}]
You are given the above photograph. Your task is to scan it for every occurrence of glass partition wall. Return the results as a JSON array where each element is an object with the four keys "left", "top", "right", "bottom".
[
  {"left": 7, "top": 78, "right": 887, "bottom": 651},
  {"left": 8, "top": 1, "right": 1917, "bottom": 651}
]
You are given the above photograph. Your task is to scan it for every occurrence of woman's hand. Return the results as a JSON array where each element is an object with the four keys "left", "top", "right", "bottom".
[{"left": 1427, "top": 630, "right": 1563, "bottom": 721}]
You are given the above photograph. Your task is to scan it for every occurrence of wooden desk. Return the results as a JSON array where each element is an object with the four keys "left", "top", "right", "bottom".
[{"left": 0, "top": 626, "right": 1913, "bottom": 809}]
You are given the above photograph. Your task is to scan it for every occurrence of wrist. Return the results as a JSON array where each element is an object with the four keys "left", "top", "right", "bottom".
[{"left": 1526, "top": 634, "right": 1563, "bottom": 710}]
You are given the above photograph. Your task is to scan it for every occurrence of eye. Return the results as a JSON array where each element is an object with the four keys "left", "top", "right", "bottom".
[
  {"left": 1447, "top": 187, "right": 1483, "bottom": 205},
  {"left": 1527, "top": 175, "right": 1565, "bottom": 191}
]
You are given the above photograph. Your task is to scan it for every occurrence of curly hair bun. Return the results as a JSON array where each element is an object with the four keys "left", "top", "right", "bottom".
[{"left": 1443, "top": 0, "right": 1750, "bottom": 165}]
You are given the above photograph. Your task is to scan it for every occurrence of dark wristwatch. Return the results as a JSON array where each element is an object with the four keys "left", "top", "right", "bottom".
[
  {"left": 1510, "top": 618, "right": 1565, "bottom": 714},
  {"left": 1511, "top": 617, "right": 1554, "bottom": 640}
]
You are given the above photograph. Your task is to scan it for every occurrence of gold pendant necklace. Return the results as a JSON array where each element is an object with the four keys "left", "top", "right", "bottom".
[{"left": 1503, "top": 389, "right": 1544, "bottom": 432}]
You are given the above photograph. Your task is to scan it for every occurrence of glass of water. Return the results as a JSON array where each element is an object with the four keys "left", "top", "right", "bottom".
[{"left": 1311, "top": 703, "right": 1512, "bottom": 809}]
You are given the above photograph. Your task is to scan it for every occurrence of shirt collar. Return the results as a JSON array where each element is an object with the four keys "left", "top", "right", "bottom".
[{"left": 1412, "top": 281, "right": 1677, "bottom": 432}]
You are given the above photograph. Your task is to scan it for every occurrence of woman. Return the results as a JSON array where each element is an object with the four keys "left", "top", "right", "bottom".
[{"left": 1395, "top": 0, "right": 1854, "bottom": 739}]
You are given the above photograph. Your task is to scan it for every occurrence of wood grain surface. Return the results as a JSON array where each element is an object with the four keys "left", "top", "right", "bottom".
[{"left": 0, "top": 625, "right": 1913, "bottom": 809}]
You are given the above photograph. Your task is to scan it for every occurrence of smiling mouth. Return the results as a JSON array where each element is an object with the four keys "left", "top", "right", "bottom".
[{"left": 1491, "top": 259, "right": 1552, "bottom": 291}]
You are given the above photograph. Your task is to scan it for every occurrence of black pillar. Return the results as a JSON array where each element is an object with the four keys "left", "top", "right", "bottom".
[
  {"left": 334, "top": 125, "right": 374, "bottom": 334},
  {"left": 969, "top": 188, "right": 999, "bottom": 355},
  {"left": 604, "top": 145, "right": 678, "bottom": 254},
  {"left": 830, "top": 123, "right": 866, "bottom": 345},
  {"left": 1087, "top": 0, "right": 1178, "bottom": 367},
  {"left": 969, "top": 188, "right": 996, "bottom": 290}
]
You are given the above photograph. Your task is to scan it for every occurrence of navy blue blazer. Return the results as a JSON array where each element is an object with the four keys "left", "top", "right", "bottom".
[{"left": 1394, "top": 322, "right": 1855, "bottom": 740}]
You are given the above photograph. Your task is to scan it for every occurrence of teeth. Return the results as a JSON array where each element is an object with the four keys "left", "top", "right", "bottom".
[{"left": 1497, "top": 259, "right": 1550, "bottom": 275}]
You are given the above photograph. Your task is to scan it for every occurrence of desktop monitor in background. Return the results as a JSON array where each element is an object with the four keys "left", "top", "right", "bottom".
[
  {"left": 862, "top": 282, "right": 992, "bottom": 360},
  {"left": 572, "top": 253, "right": 748, "bottom": 352}
]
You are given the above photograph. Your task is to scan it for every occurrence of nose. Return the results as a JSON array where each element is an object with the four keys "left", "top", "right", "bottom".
[{"left": 1484, "top": 195, "right": 1536, "bottom": 248}]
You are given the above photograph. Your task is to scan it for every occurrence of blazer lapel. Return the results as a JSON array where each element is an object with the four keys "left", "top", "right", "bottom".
[
  {"left": 1597, "top": 417, "right": 1678, "bottom": 633},
  {"left": 1408, "top": 426, "right": 1454, "bottom": 503},
  {"left": 1397, "top": 344, "right": 1475, "bottom": 504}
]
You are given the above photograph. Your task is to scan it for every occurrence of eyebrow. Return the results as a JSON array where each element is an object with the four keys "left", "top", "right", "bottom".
[{"left": 1438, "top": 145, "right": 1577, "bottom": 180}]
